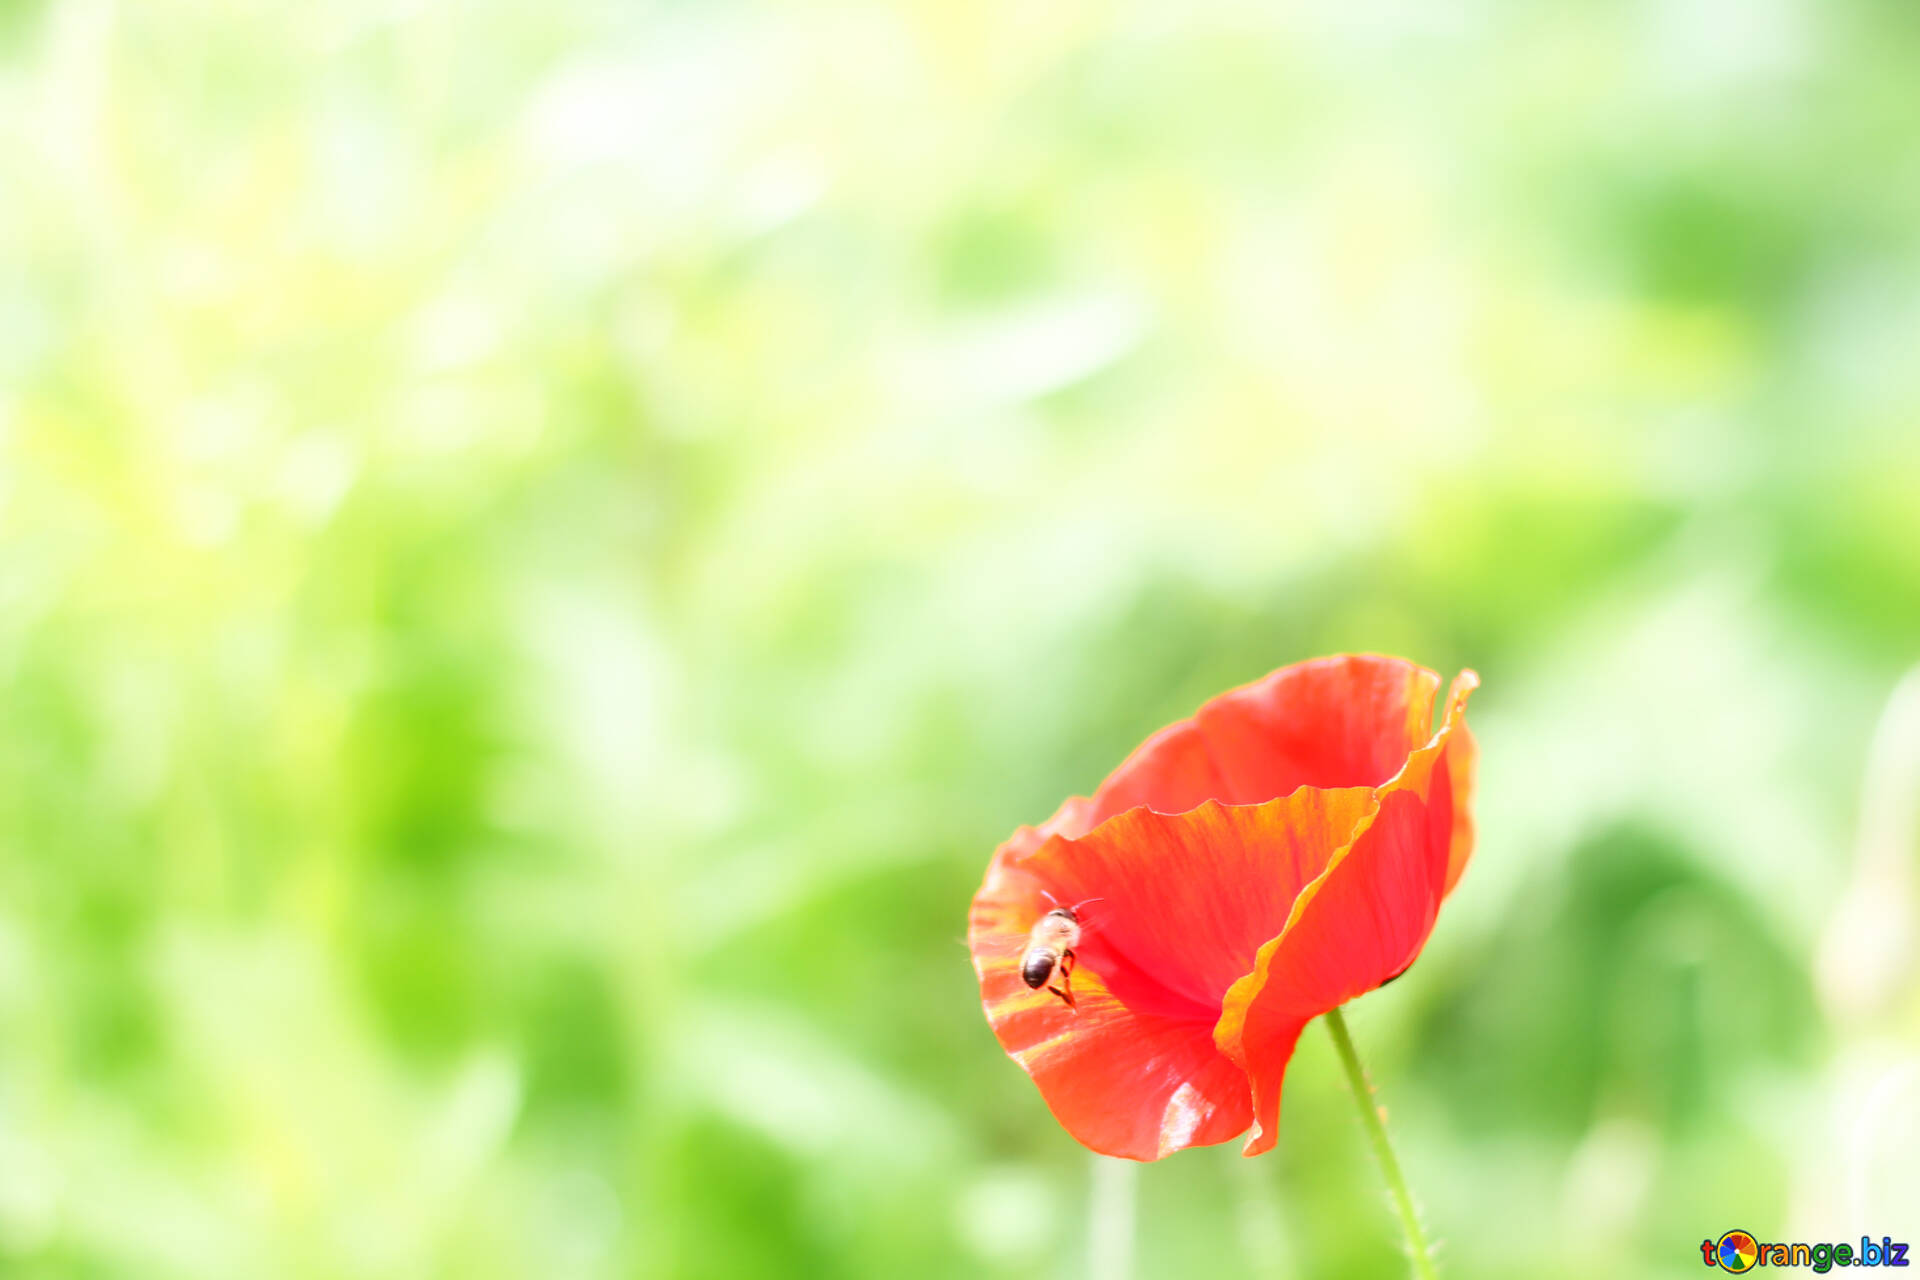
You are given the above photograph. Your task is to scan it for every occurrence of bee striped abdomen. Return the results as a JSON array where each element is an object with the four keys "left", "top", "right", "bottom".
[{"left": 1021, "top": 950, "right": 1057, "bottom": 988}]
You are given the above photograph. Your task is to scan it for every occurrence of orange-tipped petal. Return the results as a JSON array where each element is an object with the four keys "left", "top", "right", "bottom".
[
  {"left": 1217, "top": 672, "right": 1478, "bottom": 1155},
  {"left": 969, "top": 787, "right": 1378, "bottom": 1158},
  {"left": 1440, "top": 674, "right": 1480, "bottom": 895},
  {"left": 1083, "top": 655, "right": 1441, "bottom": 825}
]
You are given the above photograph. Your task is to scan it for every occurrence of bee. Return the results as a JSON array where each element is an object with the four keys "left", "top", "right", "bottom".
[{"left": 1021, "top": 893, "right": 1101, "bottom": 1008}]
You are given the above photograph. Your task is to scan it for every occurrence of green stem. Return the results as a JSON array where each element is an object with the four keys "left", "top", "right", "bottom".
[
  {"left": 1088, "top": 1154, "right": 1135, "bottom": 1280},
  {"left": 1324, "top": 1005, "right": 1439, "bottom": 1280}
]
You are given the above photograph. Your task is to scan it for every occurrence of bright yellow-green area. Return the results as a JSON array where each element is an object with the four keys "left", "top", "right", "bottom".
[{"left": 2, "top": 1, "right": 1919, "bottom": 1276}]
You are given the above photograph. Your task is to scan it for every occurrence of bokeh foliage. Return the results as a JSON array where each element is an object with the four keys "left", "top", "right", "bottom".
[{"left": 1, "top": 0, "right": 1919, "bottom": 1276}]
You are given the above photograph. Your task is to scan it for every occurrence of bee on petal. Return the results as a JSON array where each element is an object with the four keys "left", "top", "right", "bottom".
[{"left": 1021, "top": 895, "right": 1099, "bottom": 1007}]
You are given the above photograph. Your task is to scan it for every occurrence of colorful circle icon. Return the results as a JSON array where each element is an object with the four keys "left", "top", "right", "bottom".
[{"left": 1716, "top": 1230, "right": 1759, "bottom": 1273}]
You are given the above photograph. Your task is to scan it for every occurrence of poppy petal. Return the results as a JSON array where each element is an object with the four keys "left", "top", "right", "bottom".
[
  {"left": 970, "top": 787, "right": 1379, "bottom": 1157},
  {"left": 1441, "top": 682, "right": 1479, "bottom": 896},
  {"left": 1083, "top": 655, "right": 1442, "bottom": 824},
  {"left": 1216, "top": 671, "right": 1477, "bottom": 1155},
  {"left": 969, "top": 854, "right": 1252, "bottom": 1159}
]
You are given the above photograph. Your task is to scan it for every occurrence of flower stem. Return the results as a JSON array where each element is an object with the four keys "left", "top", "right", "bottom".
[
  {"left": 1324, "top": 1005, "right": 1439, "bottom": 1280},
  {"left": 1088, "top": 1154, "right": 1135, "bottom": 1280}
]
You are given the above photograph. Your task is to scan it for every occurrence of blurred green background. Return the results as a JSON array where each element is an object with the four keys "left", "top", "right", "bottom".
[{"left": 3, "top": 0, "right": 1920, "bottom": 1276}]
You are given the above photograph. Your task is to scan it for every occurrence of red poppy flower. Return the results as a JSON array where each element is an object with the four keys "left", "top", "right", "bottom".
[{"left": 968, "top": 654, "right": 1477, "bottom": 1161}]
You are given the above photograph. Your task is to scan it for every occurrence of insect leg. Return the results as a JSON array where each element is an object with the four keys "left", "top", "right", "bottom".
[{"left": 1048, "top": 949, "right": 1077, "bottom": 1007}]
